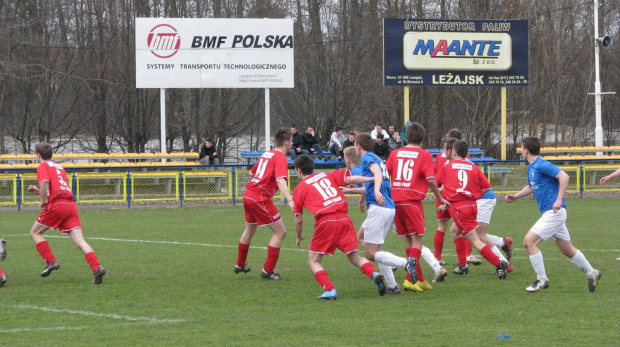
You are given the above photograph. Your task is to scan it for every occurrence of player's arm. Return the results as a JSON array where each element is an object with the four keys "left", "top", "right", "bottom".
[
  {"left": 276, "top": 177, "right": 294, "bottom": 211},
  {"left": 427, "top": 178, "right": 449, "bottom": 207},
  {"left": 600, "top": 168, "right": 620, "bottom": 185},
  {"left": 294, "top": 214, "right": 304, "bottom": 248},
  {"left": 505, "top": 184, "right": 533, "bottom": 203},
  {"left": 340, "top": 187, "right": 365, "bottom": 194},
  {"left": 345, "top": 175, "right": 373, "bottom": 185},
  {"left": 27, "top": 185, "right": 40, "bottom": 194},
  {"left": 553, "top": 170, "right": 569, "bottom": 212},
  {"left": 369, "top": 162, "right": 385, "bottom": 205},
  {"left": 358, "top": 192, "right": 366, "bottom": 213},
  {"left": 38, "top": 181, "right": 49, "bottom": 208}
]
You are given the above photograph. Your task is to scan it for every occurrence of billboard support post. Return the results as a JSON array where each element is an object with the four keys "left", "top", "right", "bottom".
[
  {"left": 160, "top": 88, "right": 167, "bottom": 156},
  {"left": 501, "top": 86, "right": 507, "bottom": 160},
  {"left": 265, "top": 88, "right": 270, "bottom": 151},
  {"left": 404, "top": 86, "right": 410, "bottom": 126}
]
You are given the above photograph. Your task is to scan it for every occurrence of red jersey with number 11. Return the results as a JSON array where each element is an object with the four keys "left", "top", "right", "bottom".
[
  {"left": 37, "top": 161, "right": 74, "bottom": 202},
  {"left": 245, "top": 150, "right": 289, "bottom": 198}
]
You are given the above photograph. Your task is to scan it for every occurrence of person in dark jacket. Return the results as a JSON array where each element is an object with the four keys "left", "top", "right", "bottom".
[
  {"left": 289, "top": 125, "right": 305, "bottom": 159},
  {"left": 302, "top": 126, "right": 324, "bottom": 159},
  {"left": 373, "top": 133, "right": 390, "bottom": 161},
  {"left": 199, "top": 139, "right": 218, "bottom": 165},
  {"left": 342, "top": 133, "right": 356, "bottom": 151}
]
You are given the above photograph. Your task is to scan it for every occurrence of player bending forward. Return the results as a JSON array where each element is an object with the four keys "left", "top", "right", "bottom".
[
  {"left": 293, "top": 155, "right": 387, "bottom": 299},
  {"left": 436, "top": 139, "right": 509, "bottom": 280},
  {"left": 506, "top": 136, "right": 601, "bottom": 292},
  {"left": 27, "top": 143, "right": 105, "bottom": 284}
]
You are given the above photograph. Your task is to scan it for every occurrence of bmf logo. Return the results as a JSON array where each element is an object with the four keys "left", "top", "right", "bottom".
[{"left": 147, "top": 24, "right": 181, "bottom": 58}]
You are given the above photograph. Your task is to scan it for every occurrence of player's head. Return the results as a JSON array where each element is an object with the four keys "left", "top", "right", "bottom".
[
  {"left": 453, "top": 140, "right": 469, "bottom": 158},
  {"left": 35, "top": 143, "right": 53, "bottom": 160},
  {"left": 294, "top": 154, "right": 314, "bottom": 176},
  {"left": 446, "top": 128, "right": 462, "bottom": 140},
  {"left": 343, "top": 146, "right": 360, "bottom": 169},
  {"left": 406, "top": 122, "right": 425, "bottom": 145},
  {"left": 444, "top": 137, "right": 458, "bottom": 160},
  {"left": 521, "top": 136, "right": 541, "bottom": 156},
  {"left": 355, "top": 133, "right": 374, "bottom": 155},
  {"left": 274, "top": 127, "right": 293, "bottom": 150}
]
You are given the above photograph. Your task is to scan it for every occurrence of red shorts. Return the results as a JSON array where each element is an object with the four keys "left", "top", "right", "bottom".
[
  {"left": 394, "top": 201, "right": 425, "bottom": 236},
  {"left": 448, "top": 201, "right": 479, "bottom": 236},
  {"left": 36, "top": 199, "right": 82, "bottom": 233},
  {"left": 436, "top": 199, "right": 451, "bottom": 220},
  {"left": 243, "top": 192, "right": 282, "bottom": 226},
  {"left": 309, "top": 217, "right": 358, "bottom": 255}
]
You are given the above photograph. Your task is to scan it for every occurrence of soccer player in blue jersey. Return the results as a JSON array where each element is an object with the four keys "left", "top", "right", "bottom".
[
  {"left": 505, "top": 136, "right": 601, "bottom": 292},
  {"left": 354, "top": 133, "right": 416, "bottom": 293}
]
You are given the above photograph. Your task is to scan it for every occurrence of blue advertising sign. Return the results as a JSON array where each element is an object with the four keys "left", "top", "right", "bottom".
[{"left": 384, "top": 19, "right": 529, "bottom": 87}]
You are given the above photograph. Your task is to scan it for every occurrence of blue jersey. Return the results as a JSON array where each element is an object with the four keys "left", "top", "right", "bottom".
[
  {"left": 527, "top": 157, "right": 565, "bottom": 213},
  {"left": 466, "top": 158, "right": 496, "bottom": 199},
  {"left": 360, "top": 152, "right": 394, "bottom": 209},
  {"left": 351, "top": 165, "right": 364, "bottom": 188}
]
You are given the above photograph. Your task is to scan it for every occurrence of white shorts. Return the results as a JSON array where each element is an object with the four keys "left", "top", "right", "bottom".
[
  {"left": 362, "top": 219, "right": 396, "bottom": 234},
  {"left": 363, "top": 205, "right": 396, "bottom": 245},
  {"left": 530, "top": 208, "right": 571, "bottom": 241},
  {"left": 476, "top": 198, "right": 496, "bottom": 224}
]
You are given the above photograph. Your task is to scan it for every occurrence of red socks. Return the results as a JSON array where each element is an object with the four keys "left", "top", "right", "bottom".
[
  {"left": 479, "top": 245, "right": 500, "bottom": 267},
  {"left": 360, "top": 262, "right": 375, "bottom": 279},
  {"left": 263, "top": 246, "right": 280, "bottom": 273},
  {"left": 454, "top": 237, "right": 468, "bottom": 266},
  {"left": 236, "top": 242, "right": 250, "bottom": 267},
  {"left": 314, "top": 270, "right": 335, "bottom": 291},
  {"left": 465, "top": 240, "right": 473, "bottom": 257},
  {"left": 36, "top": 241, "right": 56, "bottom": 263},
  {"left": 0, "top": 266, "right": 4, "bottom": 276},
  {"left": 85, "top": 252, "right": 101, "bottom": 272},
  {"left": 433, "top": 230, "right": 445, "bottom": 260},
  {"left": 406, "top": 247, "right": 424, "bottom": 283}
]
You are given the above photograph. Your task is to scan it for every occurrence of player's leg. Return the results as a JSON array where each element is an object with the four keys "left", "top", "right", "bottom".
[
  {"left": 465, "top": 230, "right": 508, "bottom": 279},
  {"left": 30, "top": 221, "right": 60, "bottom": 277},
  {"left": 261, "top": 220, "right": 288, "bottom": 279},
  {"left": 0, "top": 265, "right": 5, "bottom": 287},
  {"left": 67, "top": 227, "right": 106, "bottom": 284},
  {"left": 421, "top": 246, "right": 448, "bottom": 282},
  {"left": 450, "top": 221, "right": 469, "bottom": 273},
  {"left": 309, "top": 252, "right": 336, "bottom": 299},
  {"left": 553, "top": 224, "right": 601, "bottom": 292},
  {"left": 433, "top": 217, "right": 449, "bottom": 263},
  {"left": 523, "top": 230, "right": 549, "bottom": 292},
  {"left": 348, "top": 250, "right": 387, "bottom": 295},
  {"left": 236, "top": 222, "right": 257, "bottom": 273},
  {"left": 0, "top": 239, "right": 5, "bottom": 286},
  {"left": 476, "top": 222, "right": 507, "bottom": 263}
]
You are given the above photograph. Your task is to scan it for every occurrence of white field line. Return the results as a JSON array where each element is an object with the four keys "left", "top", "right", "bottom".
[
  {"left": 12, "top": 305, "right": 185, "bottom": 324},
  {"left": 4, "top": 234, "right": 619, "bottom": 259},
  {"left": 0, "top": 322, "right": 157, "bottom": 334}
]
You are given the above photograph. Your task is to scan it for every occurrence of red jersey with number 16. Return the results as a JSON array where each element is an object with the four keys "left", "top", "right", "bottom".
[
  {"left": 386, "top": 147, "right": 435, "bottom": 202},
  {"left": 436, "top": 159, "right": 490, "bottom": 202},
  {"left": 293, "top": 170, "right": 351, "bottom": 223},
  {"left": 37, "top": 161, "right": 74, "bottom": 202},
  {"left": 245, "top": 150, "right": 289, "bottom": 198}
]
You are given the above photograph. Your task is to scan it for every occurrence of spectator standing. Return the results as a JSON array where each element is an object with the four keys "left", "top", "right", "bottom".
[{"left": 328, "top": 127, "right": 346, "bottom": 159}]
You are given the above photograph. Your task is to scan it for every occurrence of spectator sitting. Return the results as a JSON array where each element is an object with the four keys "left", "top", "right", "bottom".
[
  {"left": 342, "top": 132, "right": 356, "bottom": 151},
  {"left": 373, "top": 133, "right": 390, "bottom": 161},
  {"left": 370, "top": 124, "right": 390, "bottom": 140},
  {"left": 328, "top": 126, "right": 346, "bottom": 159},
  {"left": 288, "top": 125, "right": 305, "bottom": 159},
  {"left": 199, "top": 139, "right": 218, "bottom": 165},
  {"left": 387, "top": 131, "right": 404, "bottom": 151},
  {"left": 302, "top": 125, "right": 324, "bottom": 159},
  {"left": 387, "top": 124, "right": 396, "bottom": 138}
]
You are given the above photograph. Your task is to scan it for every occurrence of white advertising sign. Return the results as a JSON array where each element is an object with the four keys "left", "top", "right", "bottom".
[
  {"left": 135, "top": 18, "right": 294, "bottom": 88},
  {"left": 402, "top": 32, "right": 512, "bottom": 71}
]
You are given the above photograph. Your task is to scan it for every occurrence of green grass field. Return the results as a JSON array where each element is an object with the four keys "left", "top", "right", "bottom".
[{"left": 0, "top": 197, "right": 618, "bottom": 346}]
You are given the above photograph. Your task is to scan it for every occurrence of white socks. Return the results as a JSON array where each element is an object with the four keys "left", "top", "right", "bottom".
[
  {"left": 529, "top": 251, "right": 548, "bottom": 281},
  {"left": 421, "top": 246, "right": 441, "bottom": 273},
  {"left": 570, "top": 250, "right": 595, "bottom": 277},
  {"left": 487, "top": 234, "right": 504, "bottom": 248},
  {"left": 378, "top": 263, "right": 397, "bottom": 287},
  {"left": 374, "top": 251, "right": 407, "bottom": 267},
  {"left": 491, "top": 246, "right": 507, "bottom": 262}
]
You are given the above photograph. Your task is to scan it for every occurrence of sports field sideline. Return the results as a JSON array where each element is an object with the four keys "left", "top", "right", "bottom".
[{"left": 0, "top": 197, "right": 618, "bottom": 346}]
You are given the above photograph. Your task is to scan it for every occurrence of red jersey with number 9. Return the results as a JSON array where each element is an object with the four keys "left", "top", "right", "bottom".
[
  {"left": 37, "top": 161, "right": 74, "bottom": 202},
  {"left": 436, "top": 159, "right": 490, "bottom": 202},
  {"left": 245, "top": 150, "right": 289, "bottom": 198},
  {"left": 386, "top": 147, "right": 435, "bottom": 202},
  {"left": 293, "top": 170, "right": 350, "bottom": 222}
]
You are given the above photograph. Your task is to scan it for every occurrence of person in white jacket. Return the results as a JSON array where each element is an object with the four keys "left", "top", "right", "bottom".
[{"left": 328, "top": 127, "right": 346, "bottom": 159}]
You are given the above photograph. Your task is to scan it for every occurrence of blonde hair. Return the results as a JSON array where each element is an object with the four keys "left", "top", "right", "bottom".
[{"left": 344, "top": 147, "right": 360, "bottom": 165}]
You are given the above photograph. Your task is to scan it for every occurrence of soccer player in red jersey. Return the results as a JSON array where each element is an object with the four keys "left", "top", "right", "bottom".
[
  {"left": 385, "top": 123, "right": 449, "bottom": 292},
  {"left": 27, "top": 143, "right": 105, "bottom": 284},
  {"left": 234, "top": 128, "right": 295, "bottom": 280},
  {"left": 293, "top": 155, "right": 387, "bottom": 299},
  {"left": 0, "top": 238, "right": 6, "bottom": 286},
  {"left": 436, "top": 139, "right": 509, "bottom": 280}
]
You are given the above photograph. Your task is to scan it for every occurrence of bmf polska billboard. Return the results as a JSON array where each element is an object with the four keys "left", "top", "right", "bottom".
[
  {"left": 135, "top": 18, "right": 294, "bottom": 89},
  {"left": 384, "top": 19, "right": 528, "bottom": 87}
]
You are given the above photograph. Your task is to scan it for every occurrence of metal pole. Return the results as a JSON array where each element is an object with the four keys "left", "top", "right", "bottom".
[
  {"left": 593, "top": 0, "right": 603, "bottom": 150},
  {"left": 501, "top": 86, "right": 507, "bottom": 160},
  {"left": 404, "top": 86, "right": 410, "bottom": 125},
  {"left": 160, "top": 88, "right": 167, "bottom": 154},
  {"left": 265, "top": 88, "right": 270, "bottom": 151}
]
